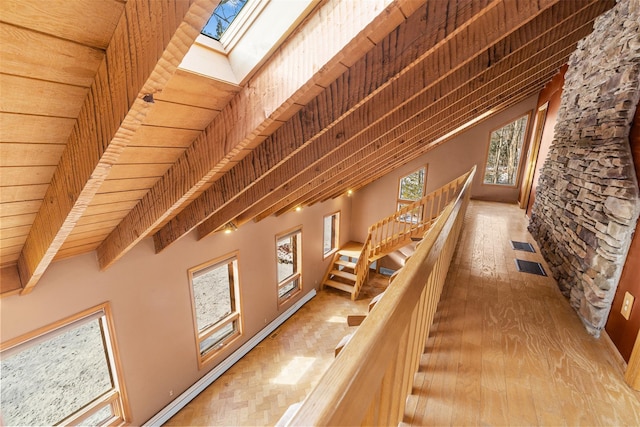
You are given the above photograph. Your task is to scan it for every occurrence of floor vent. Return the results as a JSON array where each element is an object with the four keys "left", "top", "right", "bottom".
[
  {"left": 515, "top": 259, "right": 547, "bottom": 276},
  {"left": 510, "top": 240, "right": 535, "bottom": 252}
]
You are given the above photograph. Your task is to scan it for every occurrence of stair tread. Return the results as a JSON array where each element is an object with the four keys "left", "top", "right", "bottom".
[
  {"left": 335, "top": 259, "right": 356, "bottom": 268},
  {"left": 330, "top": 270, "right": 356, "bottom": 280},
  {"left": 324, "top": 279, "right": 355, "bottom": 293},
  {"left": 337, "top": 241, "right": 364, "bottom": 258}
]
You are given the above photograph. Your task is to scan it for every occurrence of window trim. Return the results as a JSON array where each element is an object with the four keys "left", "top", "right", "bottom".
[
  {"left": 275, "top": 226, "right": 303, "bottom": 307},
  {"left": 396, "top": 165, "right": 427, "bottom": 209},
  {"left": 396, "top": 165, "right": 427, "bottom": 224},
  {"left": 0, "top": 303, "right": 130, "bottom": 426},
  {"left": 482, "top": 111, "right": 532, "bottom": 188},
  {"left": 322, "top": 211, "right": 340, "bottom": 259},
  {"left": 187, "top": 251, "right": 243, "bottom": 369}
]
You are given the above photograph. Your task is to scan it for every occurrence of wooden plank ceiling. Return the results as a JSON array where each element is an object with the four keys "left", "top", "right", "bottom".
[{"left": 0, "top": 0, "right": 613, "bottom": 296}]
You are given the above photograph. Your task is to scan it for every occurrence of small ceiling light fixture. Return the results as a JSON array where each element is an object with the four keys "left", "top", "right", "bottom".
[
  {"left": 295, "top": 206, "right": 302, "bottom": 212},
  {"left": 223, "top": 221, "right": 237, "bottom": 234},
  {"left": 347, "top": 189, "right": 353, "bottom": 196}
]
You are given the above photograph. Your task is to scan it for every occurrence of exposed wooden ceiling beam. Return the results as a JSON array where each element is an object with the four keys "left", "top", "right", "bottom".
[
  {"left": 14, "top": 0, "right": 215, "bottom": 294},
  {"left": 309, "top": 8, "right": 607, "bottom": 205},
  {"left": 96, "top": 0, "right": 411, "bottom": 268},
  {"left": 237, "top": 5, "right": 604, "bottom": 224},
  {"left": 151, "top": 0, "right": 500, "bottom": 249},
  {"left": 192, "top": 0, "right": 586, "bottom": 236},
  {"left": 253, "top": 55, "right": 570, "bottom": 221},
  {"left": 161, "top": 0, "right": 570, "bottom": 248},
  {"left": 241, "top": 1, "right": 606, "bottom": 221}
]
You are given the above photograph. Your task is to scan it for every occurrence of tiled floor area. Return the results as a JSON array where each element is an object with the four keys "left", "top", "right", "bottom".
[{"left": 165, "top": 201, "right": 640, "bottom": 426}]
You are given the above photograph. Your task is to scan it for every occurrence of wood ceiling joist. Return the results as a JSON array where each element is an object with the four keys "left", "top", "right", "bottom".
[
  {"left": 310, "top": 10, "right": 608, "bottom": 204},
  {"left": 194, "top": 0, "right": 589, "bottom": 235},
  {"left": 251, "top": 62, "right": 567, "bottom": 221},
  {"left": 313, "top": 70, "right": 574, "bottom": 207},
  {"left": 246, "top": 6, "right": 605, "bottom": 220},
  {"left": 155, "top": 0, "right": 550, "bottom": 249},
  {"left": 96, "top": 0, "right": 412, "bottom": 269},
  {"left": 299, "top": 47, "right": 587, "bottom": 208},
  {"left": 316, "top": 74, "right": 563, "bottom": 205},
  {"left": 11, "top": 0, "right": 215, "bottom": 295}
]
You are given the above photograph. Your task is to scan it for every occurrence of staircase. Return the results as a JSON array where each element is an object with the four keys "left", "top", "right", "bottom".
[
  {"left": 321, "top": 169, "right": 473, "bottom": 300},
  {"left": 321, "top": 242, "right": 363, "bottom": 297}
]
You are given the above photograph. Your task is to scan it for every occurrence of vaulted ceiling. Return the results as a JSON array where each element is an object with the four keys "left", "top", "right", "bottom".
[{"left": 0, "top": 0, "right": 614, "bottom": 296}]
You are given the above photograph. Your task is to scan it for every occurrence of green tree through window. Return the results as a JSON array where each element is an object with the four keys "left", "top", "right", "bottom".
[
  {"left": 397, "top": 167, "right": 427, "bottom": 223},
  {"left": 484, "top": 115, "right": 529, "bottom": 185},
  {"left": 201, "top": 0, "right": 249, "bottom": 41}
]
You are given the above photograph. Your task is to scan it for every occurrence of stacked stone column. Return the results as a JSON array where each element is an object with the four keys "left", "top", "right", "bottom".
[{"left": 529, "top": 0, "right": 640, "bottom": 336}]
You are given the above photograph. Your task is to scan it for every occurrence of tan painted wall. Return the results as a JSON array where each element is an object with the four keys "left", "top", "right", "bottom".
[
  {"left": 350, "top": 95, "right": 537, "bottom": 242},
  {"left": 0, "top": 196, "right": 351, "bottom": 425}
]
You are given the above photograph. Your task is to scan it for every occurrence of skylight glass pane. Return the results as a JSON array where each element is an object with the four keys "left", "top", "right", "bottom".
[{"left": 201, "top": 0, "right": 249, "bottom": 41}]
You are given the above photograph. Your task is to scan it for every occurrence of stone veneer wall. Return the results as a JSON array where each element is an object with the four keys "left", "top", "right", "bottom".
[{"left": 528, "top": 0, "right": 640, "bottom": 336}]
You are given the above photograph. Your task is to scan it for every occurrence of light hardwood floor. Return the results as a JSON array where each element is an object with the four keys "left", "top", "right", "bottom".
[{"left": 165, "top": 201, "right": 640, "bottom": 426}]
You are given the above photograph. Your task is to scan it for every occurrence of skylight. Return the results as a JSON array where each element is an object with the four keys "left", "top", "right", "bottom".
[{"left": 202, "top": 0, "right": 249, "bottom": 41}]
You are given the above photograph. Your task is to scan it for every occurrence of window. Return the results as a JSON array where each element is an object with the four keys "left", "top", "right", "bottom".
[
  {"left": 188, "top": 252, "right": 242, "bottom": 367},
  {"left": 397, "top": 166, "right": 427, "bottom": 223},
  {"left": 323, "top": 212, "right": 340, "bottom": 257},
  {"left": 483, "top": 114, "right": 530, "bottom": 186},
  {"left": 0, "top": 304, "right": 129, "bottom": 426},
  {"left": 276, "top": 227, "right": 302, "bottom": 304},
  {"left": 201, "top": 0, "right": 249, "bottom": 41}
]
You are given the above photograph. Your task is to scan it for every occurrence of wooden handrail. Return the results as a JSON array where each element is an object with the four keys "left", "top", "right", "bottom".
[
  {"left": 285, "top": 166, "right": 475, "bottom": 426},
  {"left": 352, "top": 233, "right": 372, "bottom": 299}
]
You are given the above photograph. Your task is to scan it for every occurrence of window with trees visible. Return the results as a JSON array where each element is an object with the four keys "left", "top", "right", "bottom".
[
  {"left": 0, "top": 303, "right": 129, "bottom": 426},
  {"left": 276, "top": 227, "right": 302, "bottom": 304},
  {"left": 483, "top": 114, "right": 530, "bottom": 186},
  {"left": 397, "top": 166, "right": 427, "bottom": 223},
  {"left": 201, "top": 0, "right": 248, "bottom": 40},
  {"left": 188, "top": 253, "right": 242, "bottom": 367},
  {"left": 323, "top": 212, "right": 340, "bottom": 257}
]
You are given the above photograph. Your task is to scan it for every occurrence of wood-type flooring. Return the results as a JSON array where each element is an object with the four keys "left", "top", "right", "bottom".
[{"left": 165, "top": 201, "right": 640, "bottom": 426}]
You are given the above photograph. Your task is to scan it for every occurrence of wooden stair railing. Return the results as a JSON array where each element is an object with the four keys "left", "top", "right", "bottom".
[
  {"left": 321, "top": 241, "right": 364, "bottom": 299},
  {"left": 367, "top": 170, "right": 471, "bottom": 262},
  {"left": 284, "top": 166, "right": 475, "bottom": 426},
  {"left": 322, "top": 168, "right": 473, "bottom": 300}
]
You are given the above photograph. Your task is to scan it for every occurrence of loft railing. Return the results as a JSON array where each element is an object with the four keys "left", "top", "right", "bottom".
[{"left": 284, "top": 166, "right": 475, "bottom": 426}]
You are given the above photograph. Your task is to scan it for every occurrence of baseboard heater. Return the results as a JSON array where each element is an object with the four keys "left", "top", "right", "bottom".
[{"left": 143, "top": 288, "right": 317, "bottom": 426}]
